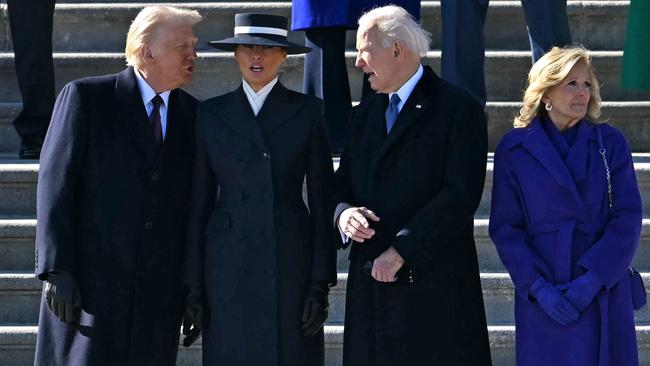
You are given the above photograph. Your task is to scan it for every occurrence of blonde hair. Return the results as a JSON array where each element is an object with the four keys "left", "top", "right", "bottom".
[
  {"left": 514, "top": 45, "right": 602, "bottom": 128},
  {"left": 358, "top": 5, "right": 431, "bottom": 57},
  {"left": 125, "top": 6, "right": 202, "bottom": 68}
]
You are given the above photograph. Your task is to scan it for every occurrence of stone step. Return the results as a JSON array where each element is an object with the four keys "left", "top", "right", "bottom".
[
  {"left": 2, "top": 216, "right": 650, "bottom": 273},
  {"left": 0, "top": 51, "right": 648, "bottom": 104},
  {"left": 0, "top": 2, "right": 629, "bottom": 53},
  {"left": 4, "top": 271, "right": 650, "bottom": 326},
  {"left": 1, "top": 155, "right": 648, "bottom": 217},
  {"left": 0, "top": 325, "right": 648, "bottom": 366},
  {"left": 3, "top": 101, "right": 650, "bottom": 154}
]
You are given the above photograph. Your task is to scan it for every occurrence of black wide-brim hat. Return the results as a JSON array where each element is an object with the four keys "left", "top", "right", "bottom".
[{"left": 209, "top": 13, "right": 312, "bottom": 55}]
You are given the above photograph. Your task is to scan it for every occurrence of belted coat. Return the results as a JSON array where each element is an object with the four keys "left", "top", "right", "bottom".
[
  {"left": 489, "top": 118, "right": 643, "bottom": 366},
  {"left": 34, "top": 67, "right": 197, "bottom": 365},
  {"left": 185, "top": 81, "right": 337, "bottom": 366},
  {"left": 335, "top": 66, "right": 492, "bottom": 365}
]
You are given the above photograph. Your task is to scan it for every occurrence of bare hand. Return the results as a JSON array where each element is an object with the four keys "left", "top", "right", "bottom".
[
  {"left": 338, "top": 207, "right": 380, "bottom": 243},
  {"left": 372, "top": 246, "right": 405, "bottom": 282}
]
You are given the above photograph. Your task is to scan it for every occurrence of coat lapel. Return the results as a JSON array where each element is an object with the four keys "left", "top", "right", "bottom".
[
  {"left": 115, "top": 67, "right": 158, "bottom": 164},
  {"left": 256, "top": 82, "right": 303, "bottom": 136},
  {"left": 375, "top": 66, "right": 436, "bottom": 162},
  {"left": 522, "top": 118, "right": 576, "bottom": 189},
  {"left": 212, "top": 86, "right": 269, "bottom": 151},
  {"left": 565, "top": 120, "right": 592, "bottom": 183}
]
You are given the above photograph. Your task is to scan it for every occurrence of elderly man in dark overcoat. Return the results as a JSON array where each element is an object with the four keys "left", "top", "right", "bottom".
[
  {"left": 335, "top": 6, "right": 492, "bottom": 365},
  {"left": 34, "top": 6, "right": 202, "bottom": 365}
]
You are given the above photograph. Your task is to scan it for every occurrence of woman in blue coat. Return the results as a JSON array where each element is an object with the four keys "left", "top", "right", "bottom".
[{"left": 489, "top": 46, "right": 643, "bottom": 365}]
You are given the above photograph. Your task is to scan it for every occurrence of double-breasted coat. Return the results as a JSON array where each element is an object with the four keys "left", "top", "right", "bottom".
[
  {"left": 291, "top": 0, "right": 420, "bottom": 30},
  {"left": 489, "top": 118, "right": 642, "bottom": 365},
  {"left": 336, "top": 66, "right": 492, "bottom": 365},
  {"left": 185, "top": 82, "right": 337, "bottom": 366},
  {"left": 34, "top": 67, "right": 197, "bottom": 366}
]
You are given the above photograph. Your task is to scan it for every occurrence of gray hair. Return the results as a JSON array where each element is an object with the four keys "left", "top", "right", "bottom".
[
  {"left": 358, "top": 5, "right": 431, "bottom": 57},
  {"left": 125, "top": 6, "right": 202, "bottom": 68}
]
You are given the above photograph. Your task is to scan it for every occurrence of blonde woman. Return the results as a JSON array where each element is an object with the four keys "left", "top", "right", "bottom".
[{"left": 489, "top": 46, "right": 642, "bottom": 365}]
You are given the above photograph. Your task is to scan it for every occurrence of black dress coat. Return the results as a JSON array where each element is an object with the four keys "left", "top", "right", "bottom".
[
  {"left": 34, "top": 67, "right": 197, "bottom": 366},
  {"left": 336, "top": 66, "right": 492, "bottom": 365},
  {"left": 185, "top": 82, "right": 337, "bottom": 366}
]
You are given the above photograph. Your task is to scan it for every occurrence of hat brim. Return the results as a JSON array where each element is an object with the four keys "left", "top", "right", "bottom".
[{"left": 208, "top": 35, "right": 312, "bottom": 55}]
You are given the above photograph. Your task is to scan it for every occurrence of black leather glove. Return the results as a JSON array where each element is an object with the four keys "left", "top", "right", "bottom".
[
  {"left": 182, "top": 288, "right": 204, "bottom": 347},
  {"left": 44, "top": 272, "right": 81, "bottom": 324},
  {"left": 301, "top": 282, "right": 330, "bottom": 336}
]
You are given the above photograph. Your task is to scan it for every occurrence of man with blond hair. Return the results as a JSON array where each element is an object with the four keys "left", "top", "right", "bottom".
[
  {"left": 335, "top": 5, "right": 492, "bottom": 365},
  {"left": 34, "top": 6, "right": 202, "bottom": 365}
]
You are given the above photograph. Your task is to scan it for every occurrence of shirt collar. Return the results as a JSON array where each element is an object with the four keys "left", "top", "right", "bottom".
[
  {"left": 242, "top": 76, "right": 279, "bottom": 99},
  {"left": 389, "top": 64, "right": 423, "bottom": 106},
  {"left": 134, "top": 68, "right": 171, "bottom": 107}
]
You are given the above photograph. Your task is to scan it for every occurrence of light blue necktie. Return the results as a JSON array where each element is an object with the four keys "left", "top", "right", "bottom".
[{"left": 385, "top": 93, "right": 401, "bottom": 133}]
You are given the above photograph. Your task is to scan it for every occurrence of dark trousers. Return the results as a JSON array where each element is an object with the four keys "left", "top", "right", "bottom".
[
  {"left": 7, "top": 0, "right": 56, "bottom": 149},
  {"left": 303, "top": 27, "right": 352, "bottom": 153},
  {"left": 441, "top": 0, "right": 571, "bottom": 105}
]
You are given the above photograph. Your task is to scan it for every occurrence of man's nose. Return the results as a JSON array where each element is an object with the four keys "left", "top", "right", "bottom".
[{"left": 355, "top": 53, "right": 364, "bottom": 68}]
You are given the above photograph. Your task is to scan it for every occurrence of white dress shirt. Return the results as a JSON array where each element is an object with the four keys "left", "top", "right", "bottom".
[
  {"left": 242, "top": 77, "right": 279, "bottom": 116},
  {"left": 134, "top": 68, "right": 171, "bottom": 140}
]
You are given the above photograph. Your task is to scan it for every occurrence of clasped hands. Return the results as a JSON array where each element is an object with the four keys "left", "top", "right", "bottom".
[
  {"left": 531, "top": 271, "right": 602, "bottom": 325},
  {"left": 339, "top": 207, "right": 405, "bottom": 282}
]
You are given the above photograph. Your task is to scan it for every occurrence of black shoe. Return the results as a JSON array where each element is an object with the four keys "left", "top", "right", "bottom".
[{"left": 19, "top": 147, "right": 41, "bottom": 160}]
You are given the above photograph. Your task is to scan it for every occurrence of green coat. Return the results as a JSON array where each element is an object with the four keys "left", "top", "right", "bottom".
[{"left": 622, "top": 0, "right": 650, "bottom": 90}]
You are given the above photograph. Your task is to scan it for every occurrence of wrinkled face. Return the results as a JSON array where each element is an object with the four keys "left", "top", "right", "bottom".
[
  {"left": 235, "top": 45, "right": 287, "bottom": 91},
  {"left": 144, "top": 22, "right": 198, "bottom": 90},
  {"left": 355, "top": 26, "right": 399, "bottom": 93},
  {"left": 542, "top": 62, "right": 592, "bottom": 129}
]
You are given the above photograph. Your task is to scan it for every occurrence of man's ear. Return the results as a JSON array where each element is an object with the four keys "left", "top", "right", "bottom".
[
  {"left": 141, "top": 45, "right": 154, "bottom": 63},
  {"left": 393, "top": 40, "right": 403, "bottom": 59}
]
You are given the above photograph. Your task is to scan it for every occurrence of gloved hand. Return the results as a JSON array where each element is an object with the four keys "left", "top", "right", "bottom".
[
  {"left": 44, "top": 272, "right": 81, "bottom": 324},
  {"left": 301, "top": 282, "right": 330, "bottom": 336},
  {"left": 530, "top": 277, "right": 579, "bottom": 325},
  {"left": 559, "top": 271, "right": 602, "bottom": 312},
  {"left": 182, "top": 288, "right": 204, "bottom": 347}
]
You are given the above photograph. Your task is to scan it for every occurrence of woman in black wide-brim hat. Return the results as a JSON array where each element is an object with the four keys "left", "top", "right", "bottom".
[{"left": 183, "top": 13, "right": 337, "bottom": 366}]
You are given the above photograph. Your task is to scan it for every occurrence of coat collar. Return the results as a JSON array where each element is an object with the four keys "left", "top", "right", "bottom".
[
  {"left": 211, "top": 85, "right": 268, "bottom": 151},
  {"left": 256, "top": 82, "right": 303, "bottom": 136},
  {"left": 115, "top": 67, "right": 160, "bottom": 164},
  {"left": 375, "top": 65, "right": 437, "bottom": 160}
]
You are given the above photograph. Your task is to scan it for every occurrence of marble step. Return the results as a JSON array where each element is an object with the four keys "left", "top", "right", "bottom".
[{"left": 0, "top": 1, "right": 630, "bottom": 52}]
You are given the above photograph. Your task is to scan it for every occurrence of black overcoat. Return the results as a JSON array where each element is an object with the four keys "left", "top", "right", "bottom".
[
  {"left": 336, "top": 66, "right": 492, "bottom": 365},
  {"left": 185, "top": 82, "right": 337, "bottom": 366},
  {"left": 34, "top": 67, "right": 197, "bottom": 366}
]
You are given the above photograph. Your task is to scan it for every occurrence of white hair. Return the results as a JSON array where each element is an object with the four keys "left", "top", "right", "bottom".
[
  {"left": 358, "top": 5, "right": 431, "bottom": 57},
  {"left": 125, "top": 6, "right": 203, "bottom": 68}
]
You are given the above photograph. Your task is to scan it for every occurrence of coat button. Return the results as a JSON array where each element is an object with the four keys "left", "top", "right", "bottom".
[
  {"left": 144, "top": 222, "right": 153, "bottom": 230},
  {"left": 265, "top": 230, "right": 272, "bottom": 238},
  {"left": 267, "top": 269, "right": 275, "bottom": 276},
  {"left": 151, "top": 172, "right": 159, "bottom": 181},
  {"left": 263, "top": 192, "right": 270, "bottom": 199},
  {"left": 262, "top": 152, "right": 270, "bottom": 160}
]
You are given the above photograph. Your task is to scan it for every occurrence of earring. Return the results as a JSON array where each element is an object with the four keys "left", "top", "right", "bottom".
[{"left": 545, "top": 103, "right": 552, "bottom": 111}]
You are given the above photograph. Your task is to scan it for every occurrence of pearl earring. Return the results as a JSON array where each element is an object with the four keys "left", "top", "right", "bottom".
[{"left": 545, "top": 103, "right": 552, "bottom": 111}]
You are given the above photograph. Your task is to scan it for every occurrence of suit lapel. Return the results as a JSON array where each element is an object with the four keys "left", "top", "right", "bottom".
[
  {"left": 256, "top": 82, "right": 302, "bottom": 136},
  {"left": 213, "top": 86, "right": 269, "bottom": 151},
  {"left": 565, "top": 120, "right": 592, "bottom": 183},
  {"left": 115, "top": 67, "right": 158, "bottom": 164}
]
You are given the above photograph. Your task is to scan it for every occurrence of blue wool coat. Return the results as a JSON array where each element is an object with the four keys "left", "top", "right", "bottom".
[
  {"left": 489, "top": 118, "right": 642, "bottom": 366},
  {"left": 291, "top": 0, "right": 420, "bottom": 30}
]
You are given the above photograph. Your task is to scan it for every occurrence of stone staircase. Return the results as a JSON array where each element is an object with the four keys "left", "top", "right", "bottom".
[{"left": 0, "top": 1, "right": 649, "bottom": 365}]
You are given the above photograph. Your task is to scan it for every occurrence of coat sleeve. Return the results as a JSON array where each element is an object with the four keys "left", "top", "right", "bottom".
[
  {"left": 184, "top": 104, "right": 216, "bottom": 291},
  {"left": 391, "top": 98, "right": 487, "bottom": 271},
  {"left": 306, "top": 99, "right": 338, "bottom": 285},
  {"left": 488, "top": 141, "right": 554, "bottom": 294},
  {"left": 35, "top": 82, "right": 89, "bottom": 279},
  {"left": 577, "top": 131, "right": 643, "bottom": 289}
]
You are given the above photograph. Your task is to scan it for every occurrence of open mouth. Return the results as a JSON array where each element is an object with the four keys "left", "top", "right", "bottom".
[
  {"left": 250, "top": 65, "right": 264, "bottom": 72},
  {"left": 184, "top": 65, "right": 194, "bottom": 73}
]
